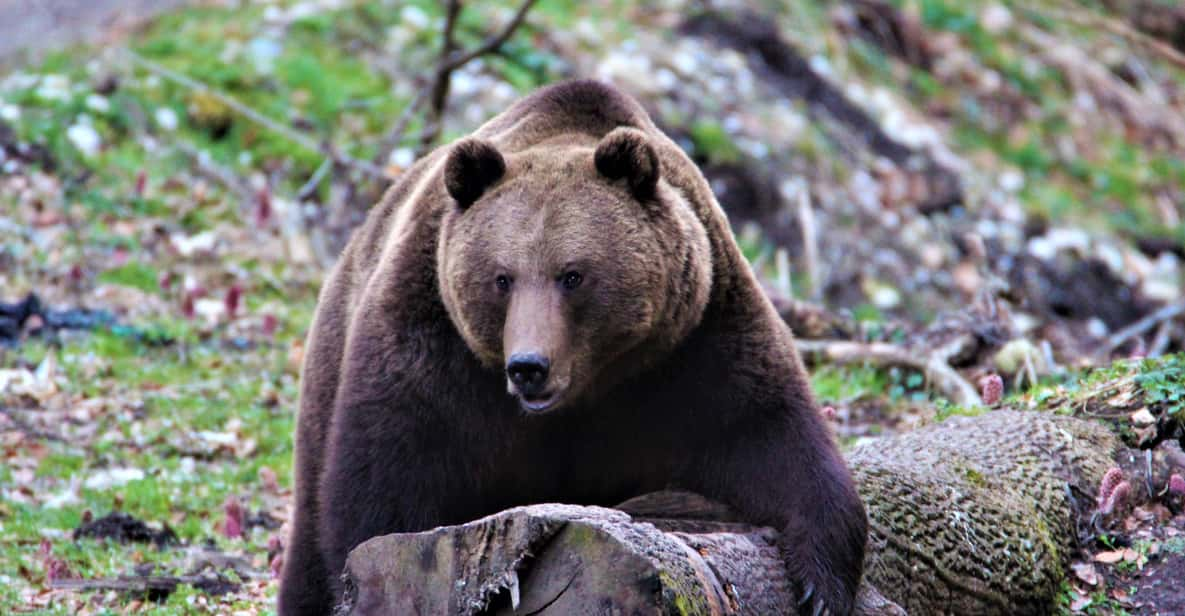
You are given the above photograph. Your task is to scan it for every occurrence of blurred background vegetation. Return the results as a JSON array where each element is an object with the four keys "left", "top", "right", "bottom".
[{"left": 1, "top": 0, "right": 1184, "bottom": 613}]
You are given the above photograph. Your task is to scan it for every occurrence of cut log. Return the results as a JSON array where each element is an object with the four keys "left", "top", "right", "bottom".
[
  {"left": 337, "top": 411, "right": 1147, "bottom": 615},
  {"left": 337, "top": 493, "right": 904, "bottom": 615}
]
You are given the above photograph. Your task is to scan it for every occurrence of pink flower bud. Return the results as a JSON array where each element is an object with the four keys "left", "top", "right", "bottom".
[
  {"left": 255, "top": 186, "right": 272, "bottom": 227},
  {"left": 1100, "top": 481, "right": 1131, "bottom": 515},
  {"left": 1098, "top": 467, "right": 1124, "bottom": 507},
  {"left": 225, "top": 284, "right": 243, "bottom": 319},
  {"left": 979, "top": 374, "right": 1003, "bottom": 405},
  {"left": 181, "top": 293, "right": 195, "bottom": 319},
  {"left": 1169, "top": 474, "right": 1185, "bottom": 497},
  {"left": 222, "top": 496, "right": 245, "bottom": 539}
]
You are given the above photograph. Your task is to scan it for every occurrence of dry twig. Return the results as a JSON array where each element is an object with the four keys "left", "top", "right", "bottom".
[
  {"left": 795, "top": 185, "right": 820, "bottom": 301},
  {"left": 417, "top": 0, "right": 540, "bottom": 152},
  {"left": 172, "top": 140, "right": 254, "bottom": 206},
  {"left": 796, "top": 339, "right": 981, "bottom": 406},
  {"left": 371, "top": 88, "right": 428, "bottom": 168},
  {"left": 297, "top": 157, "right": 334, "bottom": 202},
  {"left": 1100, "top": 298, "right": 1185, "bottom": 357}
]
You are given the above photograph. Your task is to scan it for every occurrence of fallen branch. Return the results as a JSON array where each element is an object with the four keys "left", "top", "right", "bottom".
[
  {"left": 1100, "top": 298, "right": 1185, "bottom": 357},
  {"left": 52, "top": 573, "right": 236, "bottom": 597},
  {"left": 795, "top": 339, "right": 981, "bottom": 406},
  {"left": 125, "top": 50, "right": 387, "bottom": 180}
]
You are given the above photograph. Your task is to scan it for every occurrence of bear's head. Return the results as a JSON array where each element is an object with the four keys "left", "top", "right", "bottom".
[{"left": 437, "top": 127, "right": 713, "bottom": 414}]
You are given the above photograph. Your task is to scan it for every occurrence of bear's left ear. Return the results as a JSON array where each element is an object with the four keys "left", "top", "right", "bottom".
[
  {"left": 595, "top": 127, "right": 659, "bottom": 201},
  {"left": 444, "top": 138, "right": 506, "bottom": 210}
]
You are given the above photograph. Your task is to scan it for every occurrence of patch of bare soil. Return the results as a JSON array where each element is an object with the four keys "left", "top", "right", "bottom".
[
  {"left": 1132, "top": 551, "right": 1185, "bottom": 616},
  {"left": 73, "top": 512, "right": 178, "bottom": 547}
]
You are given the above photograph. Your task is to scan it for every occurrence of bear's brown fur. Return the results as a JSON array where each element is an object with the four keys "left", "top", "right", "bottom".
[{"left": 278, "top": 80, "right": 867, "bottom": 616}]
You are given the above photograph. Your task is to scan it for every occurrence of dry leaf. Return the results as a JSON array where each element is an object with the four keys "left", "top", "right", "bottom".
[
  {"left": 1094, "top": 549, "right": 1124, "bottom": 564},
  {"left": 1071, "top": 562, "right": 1099, "bottom": 586}
]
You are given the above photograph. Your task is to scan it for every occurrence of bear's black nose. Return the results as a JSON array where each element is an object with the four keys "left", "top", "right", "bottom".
[{"left": 506, "top": 353, "right": 550, "bottom": 398}]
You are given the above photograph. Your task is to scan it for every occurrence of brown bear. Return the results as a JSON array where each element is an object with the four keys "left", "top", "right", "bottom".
[{"left": 279, "top": 80, "right": 867, "bottom": 616}]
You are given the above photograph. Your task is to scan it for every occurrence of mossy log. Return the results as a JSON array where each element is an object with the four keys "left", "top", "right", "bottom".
[{"left": 336, "top": 411, "right": 1148, "bottom": 615}]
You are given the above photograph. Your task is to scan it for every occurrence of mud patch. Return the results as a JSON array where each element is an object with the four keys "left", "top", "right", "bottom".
[{"left": 73, "top": 512, "right": 178, "bottom": 548}]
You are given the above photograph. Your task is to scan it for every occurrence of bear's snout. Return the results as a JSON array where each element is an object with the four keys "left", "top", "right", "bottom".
[{"left": 506, "top": 352, "right": 550, "bottom": 401}]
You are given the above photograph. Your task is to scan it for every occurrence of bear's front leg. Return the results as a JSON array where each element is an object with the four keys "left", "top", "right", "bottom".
[
  {"left": 315, "top": 409, "right": 451, "bottom": 608},
  {"left": 690, "top": 415, "right": 867, "bottom": 616}
]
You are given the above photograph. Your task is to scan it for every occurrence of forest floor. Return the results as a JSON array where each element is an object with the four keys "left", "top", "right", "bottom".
[{"left": 1, "top": 0, "right": 1184, "bottom": 614}]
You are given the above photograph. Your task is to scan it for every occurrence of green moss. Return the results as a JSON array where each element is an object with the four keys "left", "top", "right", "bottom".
[
  {"left": 960, "top": 466, "right": 985, "bottom": 487},
  {"left": 96, "top": 262, "right": 160, "bottom": 294},
  {"left": 688, "top": 120, "right": 742, "bottom": 164},
  {"left": 934, "top": 400, "right": 986, "bottom": 422},
  {"left": 811, "top": 364, "right": 890, "bottom": 404}
]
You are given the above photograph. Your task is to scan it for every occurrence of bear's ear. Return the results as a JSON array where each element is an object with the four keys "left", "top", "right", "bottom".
[
  {"left": 444, "top": 139, "right": 506, "bottom": 209},
  {"left": 594, "top": 127, "right": 659, "bottom": 201}
]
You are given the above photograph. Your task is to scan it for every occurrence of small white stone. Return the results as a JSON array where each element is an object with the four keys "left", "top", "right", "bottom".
[
  {"left": 154, "top": 107, "right": 179, "bottom": 131},
  {"left": 654, "top": 68, "right": 677, "bottom": 91},
  {"left": 35, "top": 74, "right": 70, "bottom": 101},
  {"left": 85, "top": 94, "right": 110, "bottom": 113},
  {"left": 1086, "top": 318, "right": 1108, "bottom": 338},
  {"left": 248, "top": 37, "right": 283, "bottom": 73},
  {"left": 66, "top": 120, "right": 101, "bottom": 157},
  {"left": 400, "top": 5, "right": 430, "bottom": 29},
  {"left": 84, "top": 468, "right": 145, "bottom": 490},
  {"left": 1027, "top": 237, "right": 1055, "bottom": 261},
  {"left": 1046, "top": 228, "right": 1090, "bottom": 254},
  {"left": 999, "top": 169, "right": 1025, "bottom": 193},
  {"left": 981, "top": 4, "right": 1013, "bottom": 34},
  {"left": 870, "top": 284, "right": 901, "bottom": 309},
  {"left": 389, "top": 147, "right": 415, "bottom": 168},
  {"left": 808, "top": 55, "right": 832, "bottom": 77},
  {"left": 671, "top": 51, "right": 697, "bottom": 75}
]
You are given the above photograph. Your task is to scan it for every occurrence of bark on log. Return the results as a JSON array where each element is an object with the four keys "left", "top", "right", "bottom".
[{"left": 336, "top": 411, "right": 1141, "bottom": 615}]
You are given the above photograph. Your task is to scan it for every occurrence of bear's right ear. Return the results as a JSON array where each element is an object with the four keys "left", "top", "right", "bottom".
[
  {"left": 444, "top": 139, "right": 506, "bottom": 210},
  {"left": 595, "top": 127, "right": 659, "bottom": 201}
]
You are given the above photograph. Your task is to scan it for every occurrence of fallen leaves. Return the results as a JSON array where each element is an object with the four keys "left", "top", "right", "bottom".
[{"left": 1072, "top": 561, "right": 1100, "bottom": 586}]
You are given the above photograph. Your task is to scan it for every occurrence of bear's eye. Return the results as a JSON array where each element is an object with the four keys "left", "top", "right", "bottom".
[
  {"left": 495, "top": 275, "right": 511, "bottom": 292},
  {"left": 560, "top": 271, "right": 583, "bottom": 291}
]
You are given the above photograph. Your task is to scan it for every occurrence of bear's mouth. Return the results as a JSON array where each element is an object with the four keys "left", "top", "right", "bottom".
[{"left": 517, "top": 391, "right": 560, "bottom": 414}]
